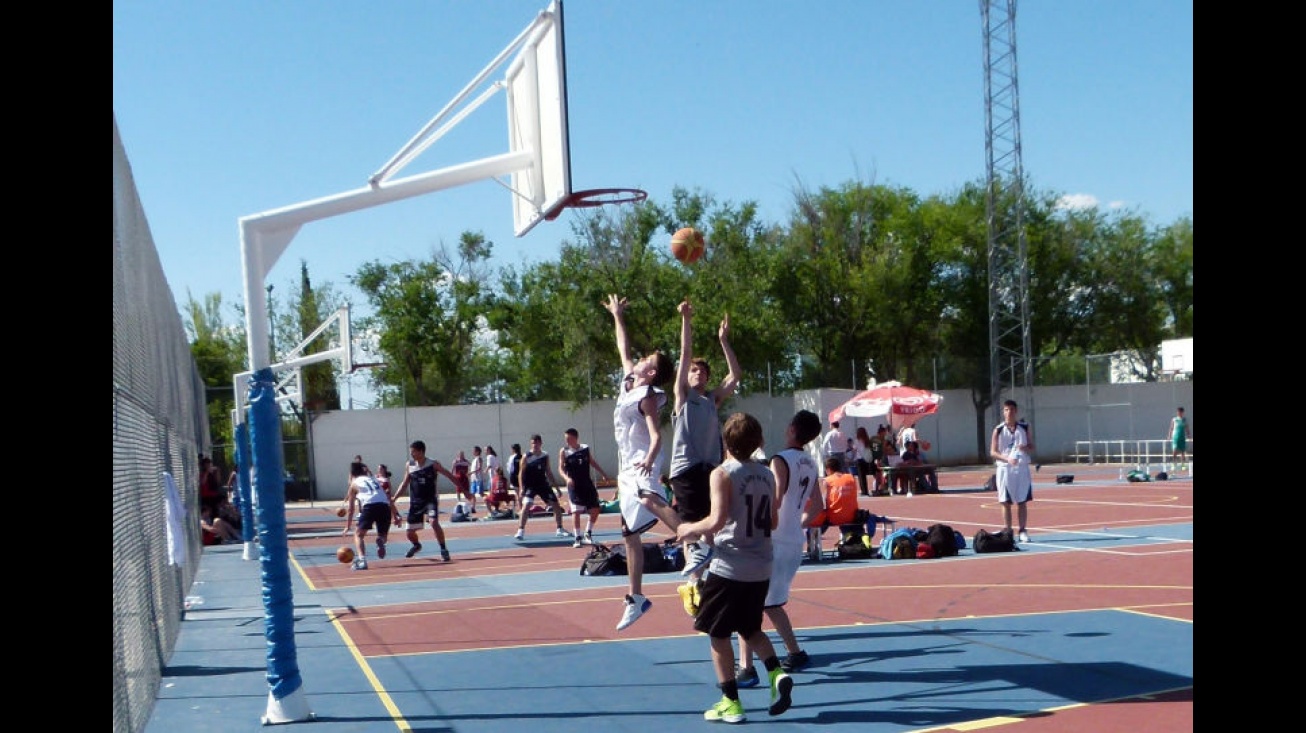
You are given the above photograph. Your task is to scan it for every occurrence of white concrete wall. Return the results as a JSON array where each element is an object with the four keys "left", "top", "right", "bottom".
[{"left": 307, "top": 379, "right": 1194, "bottom": 501}]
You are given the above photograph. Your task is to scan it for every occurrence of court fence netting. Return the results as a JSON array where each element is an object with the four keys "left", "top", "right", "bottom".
[{"left": 113, "top": 117, "right": 210, "bottom": 733}]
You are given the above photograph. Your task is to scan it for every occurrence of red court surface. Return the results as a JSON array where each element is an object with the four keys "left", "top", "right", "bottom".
[{"left": 146, "top": 464, "right": 1192, "bottom": 733}]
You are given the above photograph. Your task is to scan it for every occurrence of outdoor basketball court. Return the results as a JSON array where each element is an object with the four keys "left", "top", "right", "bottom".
[{"left": 146, "top": 464, "right": 1192, "bottom": 732}]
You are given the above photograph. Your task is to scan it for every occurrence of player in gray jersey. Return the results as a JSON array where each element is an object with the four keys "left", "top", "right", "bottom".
[
  {"left": 677, "top": 412, "right": 794, "bottom": 723},
  {"left": 670, "top": 299, "right": 742, "bottom": 616}
]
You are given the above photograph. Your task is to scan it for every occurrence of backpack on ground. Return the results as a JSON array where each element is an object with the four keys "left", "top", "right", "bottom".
[
  {"left": 983, "top": 474, "right": 997, "bottom": 491},
  {"left": 972, "top": 528, "right": 1019, "bottom": 553},
  {"left": 925, "top": 523, "right": 959, "bottom": 557},
  {"left": 642, "top": 539, "right": 684, "bottom": 573},
  {"left": 489, "top": 508, "right": 515, "bottom": 520},
  {"left": 879, "top": 527, "right": 918, "bottom": 560},
  {"left": 579, "top": 543, "right": 627, "bottom": 576},
  {"left": 450, "top": 502, "right": 471, "bottom": 522}
]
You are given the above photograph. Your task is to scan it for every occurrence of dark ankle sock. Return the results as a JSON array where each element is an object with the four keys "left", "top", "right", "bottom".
[
  {"left": 763, "top": 656, "right": 781, "bottom": 673},
  {"left": 719, "top": 680, "right": 739, "bottom": 699}
]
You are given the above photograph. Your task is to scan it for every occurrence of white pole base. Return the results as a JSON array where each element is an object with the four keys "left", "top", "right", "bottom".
[
  {"left": 262, "top": 688, "right": 312, "bottom": 725},
  {"left": 242, "top": 541, "right": 258, "bottom": 561}
]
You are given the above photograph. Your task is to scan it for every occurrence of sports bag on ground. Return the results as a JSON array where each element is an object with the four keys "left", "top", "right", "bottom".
[
  {"left": 579, "top": 544, "right": 627, "bottom": 576},
  {"left": 925, "top": 523, "right": 959, "bottom": 557},
  {"left": 972, "top": 528, "right": 1019, "bottom": 553},
  {"left": 579, "top": 540, "right": 684, "bottom": 576},
  {"left": 879, "top": 527, "right": 918, "bottom": 560}
]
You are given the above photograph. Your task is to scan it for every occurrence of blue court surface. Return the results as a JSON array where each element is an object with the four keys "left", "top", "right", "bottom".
[{"left": 145, "top": 472, "right": 1192, "bottom": 732}]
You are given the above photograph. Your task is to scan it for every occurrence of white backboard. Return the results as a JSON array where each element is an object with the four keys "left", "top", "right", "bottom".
[{"left": 508, "top": 0, "right": 572, "bottom": 237}]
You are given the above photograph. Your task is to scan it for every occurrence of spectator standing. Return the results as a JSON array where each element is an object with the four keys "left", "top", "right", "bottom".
[
  {"left": 198, "top": 455, "right": 224, "bottom": 515},
  {"left": 897, "top": 424, "right": 918, "bottom": 454},
  {"left": 1168, "top": 407, "right": 1190, "bottom": 470},
  {"left": 990, "top": 400, "right": 1033, "bottom": 544},
  {"left": 451, "top": 450, "right": 473, "bottom": 511},
  {"left": 468, "top": 446, "right": 485, "bottom": 515},
  {"left": 484, "top": 446, "right": 502, "bottom": 501},
  {"left": 819, "top": 420, "right": 847, "bottom": 475},
  {"left": 853, "top": 427, "right": 877, "bottom": 497}
]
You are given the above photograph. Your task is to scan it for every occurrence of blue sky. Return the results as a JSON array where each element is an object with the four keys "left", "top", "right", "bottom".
[{"left": 114, "top": 0, "right": 1192, "bottom": 322}]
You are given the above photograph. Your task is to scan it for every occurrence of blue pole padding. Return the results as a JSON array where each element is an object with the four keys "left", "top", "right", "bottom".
[
  {"left": 234, "top": 420, "right": 255, "bottom": 542},
  {"left": 249, "top": 367, "right": 302, "bottom": 700}
]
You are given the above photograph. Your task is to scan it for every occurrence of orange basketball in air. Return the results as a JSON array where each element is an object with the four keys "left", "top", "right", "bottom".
[
  {"left": 337, "top": 546, "right": 355, "bottom": 564},
  {"left": 670, "top": 227, "right": 705, "bottom": 264}
]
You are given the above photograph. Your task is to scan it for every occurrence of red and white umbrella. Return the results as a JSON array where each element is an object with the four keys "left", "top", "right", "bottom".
[{"left": 828, "top": 381, "right": 943, "bottom": 433}]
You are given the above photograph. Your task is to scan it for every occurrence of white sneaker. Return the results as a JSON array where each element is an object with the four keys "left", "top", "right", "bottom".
[
  {"left": 1018, "top": 530, "right": 1031, "bottom": 543},
  {"left": 555, "top": 528, "right": 573, "bottom": 538},
  {"left": 572, "top": 538, "right": 583, "bottom": 548},
  {"left": 682, "top": 541, "right": 715, "bottom": 576},
  {"left": 513, "top": 529, "right": 524, "bottom": 541},
  {"left": 616, "top": 593, "right": 652, "bottom": 631},
  {"left": 581, "top": 532, "right": 594, "bottom": 545}
]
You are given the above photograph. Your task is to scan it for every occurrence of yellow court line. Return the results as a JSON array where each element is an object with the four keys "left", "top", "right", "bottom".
[{"left": 326, "top": 609, "right": 413, "bottom": 732}]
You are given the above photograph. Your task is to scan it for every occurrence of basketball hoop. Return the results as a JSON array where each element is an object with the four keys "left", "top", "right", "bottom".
[{"left": 544, "top": 187, "right": 648, "bottom": 220}]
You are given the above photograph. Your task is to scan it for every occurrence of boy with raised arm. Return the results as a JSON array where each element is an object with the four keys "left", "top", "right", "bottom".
[
  {"left": 604, "top": 294, "right": 714, "bottom": 631},
  {"left": 670, "top": 299, "right": 741, "bottom": 616}
]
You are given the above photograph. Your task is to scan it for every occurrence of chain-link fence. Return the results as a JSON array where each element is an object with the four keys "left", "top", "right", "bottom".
[{"left": 113, "top": 118, "right": 210, "bottom": 733}]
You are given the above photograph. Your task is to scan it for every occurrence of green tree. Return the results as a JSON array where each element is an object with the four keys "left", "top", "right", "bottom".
[
  {"left": 182, "top": 291, "right": 246, "bottom": 449},
  {"left": 1153, "top": 216, "right": 1193, "bottom": 338},
  {"left": 352, "top": 232, "right": 496, "bottom": 406}
]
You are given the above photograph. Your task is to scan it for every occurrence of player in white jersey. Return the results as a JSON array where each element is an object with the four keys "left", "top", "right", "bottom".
[
  {"left": 604, "top": 294, "right": 715, "bottom": 631},
  {"left": 735, "top": 410, "right": 823, "bottom": 685}
]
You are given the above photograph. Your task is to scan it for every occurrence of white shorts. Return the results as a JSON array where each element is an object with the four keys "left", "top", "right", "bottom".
[
  {"left": 996, "top": 462, "right": 1033, "bottom": 504},
  {"left": 618, "top": 464, "right": 662, "bottom": 536},
  {"left": 764, "top": 540, "right": 804, "bottom": 608}
]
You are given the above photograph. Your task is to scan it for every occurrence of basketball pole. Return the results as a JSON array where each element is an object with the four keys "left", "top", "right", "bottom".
[{"left": 233, "top": 6, "right": 566, "bottom": 721}]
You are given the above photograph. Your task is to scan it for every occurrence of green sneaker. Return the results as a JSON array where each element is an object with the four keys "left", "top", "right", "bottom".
[
  {"left": 704, "top": 696, "right": 746, "bottom": 724},
  {"left": 768, "top": 668, "right": 793, "bottom": 716}
]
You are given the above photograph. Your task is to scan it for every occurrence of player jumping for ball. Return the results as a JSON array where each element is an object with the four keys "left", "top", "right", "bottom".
[{"left": 604, "top": 294, "right": 714, "bottom": 631}]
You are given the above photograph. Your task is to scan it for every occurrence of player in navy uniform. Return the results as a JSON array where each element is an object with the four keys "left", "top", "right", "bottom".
[
  {"left": 559, "top": 427, "right": 611, "bottom": 547},
  {"left": 392, "top": 440, "right": 459, "bottom": 561}
]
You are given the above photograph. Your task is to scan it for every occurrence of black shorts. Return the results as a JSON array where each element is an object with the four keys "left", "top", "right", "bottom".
[
  {"left": 567, "top": 481, "right": 601, "bottom": 511},
  {"left": 406, "top": 495, "right": 438, "bottom": 524},
  {"left": 692, "top": 572, "right": 770, "bottom": 639},
  {"left": 357, "top": 502, "right": 392, "bottom": 535},
  {"left": 670, "top": 463, "right": 713, "bottom": 523},
  {"left": 523, "top": 484, "right": 558, "bottom": 505}
]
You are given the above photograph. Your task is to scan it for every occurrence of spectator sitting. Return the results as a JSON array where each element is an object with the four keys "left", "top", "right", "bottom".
[
  {"left": 810, "top": 458, "right": 860, "bottom": 531},
  {"left": 200, "top": 503, "right": 241, "bottom": 545},
  {"left": 896, "top": 440, "right": 938, "bottom": 494},
  {"left": 486, "top": 468, "right": 517, "bottom": 517}
]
